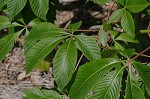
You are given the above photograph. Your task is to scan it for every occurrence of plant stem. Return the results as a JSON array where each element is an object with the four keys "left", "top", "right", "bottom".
[
  {"left": 132, "top": 46, "right": 150, "bottom": 60},
  {"left": 74, "top": 54, "right": 84, "bottom": 71}
]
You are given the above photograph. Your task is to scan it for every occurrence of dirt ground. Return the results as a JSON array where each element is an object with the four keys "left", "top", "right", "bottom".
[{"left": 0, "top": 1, "right": 117, "bottom": 99}]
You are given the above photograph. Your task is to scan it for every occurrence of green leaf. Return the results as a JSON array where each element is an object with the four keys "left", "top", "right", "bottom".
[
  {"left": 75, "top": 35, "right": 101, "bottom": 61},
  {"left": 28, "top": 18, "right": 42, "bottom": 27},
  {"left": 126, "top": 0, "right": 150, "bottom": 13},
  {"left": 134, "top": 61, "right": 150, "bottom": 92},
  {"left": 0, "top": 0, "right": 4, "bottom": 10},
  {"left": 26, "top": 22, "right": 69, "bottom": 42},
  {"left": 101, "top": 49, "right": 118, "bottom": 58},
  {"left": 24, "top": 29, "right": 35, "bottom": 55},
  {"left": 68, "top": 21, "right": 82, "bottom": 33},
  {"left": 35, "top": 60, "right": 50, "bottom": 71},
  {"left": 121, "top": 10, "right": 135, "bottom": 38},
  {"left": 122, "top": 49, "right": 135, "bottom": 58},
  {"left": 98, "top": 26, "right": 107, "bottom": 46},
  {"left": 26, "top": 36, "right": 66, "bottom": 74},
  {"left": 7, "top": 0, "right": 27, "bottom": 19},
  {"left": 53, "top": 38, "right": 77, "bottom": 91},
  {"left": 110, "top": 31, "right": 118, "bottom": 40},
  {"left": 23, "top": 87, "right": 62, "bottom": 99},
  {"left": 125, "top": 72, "right": 145, "bottom": 99},
  {"left": 116, "top": 0, "right": 125, "bottom": 6},
  {"left": 86, "top": 67, "right": 124, "bottom": 99},
  {"left": 29, "top": 0, "right": 49, "bottom": 21},
  {"left": 108, "top": 9, "right": 124, "bottom": 24},
  {"left": 0, "top": 16, "right": 12, "bottom": 30},
  {"left": 0, "top": 31, "right": 21, "bottom": 60},
  {"left": 92, "top": 0, "right": 111, "bottom": 4},
  {"left": 115, "top": 33, "right": 139, "bottom": 43},
  {"left": 114, "top": 41, "right": 125, "bottom": 50},
  {"left": 69, "top": 58, "right": 122, "bottom": 99}
]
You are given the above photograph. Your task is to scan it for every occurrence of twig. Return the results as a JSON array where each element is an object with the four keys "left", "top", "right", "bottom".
[
  {"left": 134, "top": 53, "right": 150, "bottom": 58},
  {"left": 132, "top": 46, "right": 150, "bottom": 60},
  {"left": 74, "top": 54, "right": 84, "bottom": 71}
]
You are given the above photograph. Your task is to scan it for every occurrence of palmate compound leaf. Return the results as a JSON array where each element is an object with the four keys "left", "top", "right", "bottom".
[
  {"left": 23, "top": 87, "right": 62, "bottom": 99},
  {"left": 75, "top": 35, "right": 101, "bottom": 61},
  {"left": 25, "top": 22, "right": 69, "bottom": 42},
  {"left": 29, "top": 0, "right": 49, "bottom": 21},
  {"left": 121, "top": 10, "right": 135, "bottom": 38},
  {"left": 53, "top": 38, "right": 77, "bottom": 91},
  {"left": 133, "top": 61, "right": 150, "bottom": 92},
  {"left": 7, "top": 0, "right": 27, "bottom": 19},
  {"left": 86, "top": 66, "right": 125, "bottom": 99},
  {"left": 69, "top": 58, "right": 122, "bottom": 99},
  {"left": 126, "top": 0, "right": 150, "bottom": 13},
  {"left": 26, "top": 36, "right": 67, "bottom": 74},
  {"left": 0, "top": 31, "right": 22, "bottom": 61},
  {"left": 125, "top": 71, "right": 145, "bottom": 99}
]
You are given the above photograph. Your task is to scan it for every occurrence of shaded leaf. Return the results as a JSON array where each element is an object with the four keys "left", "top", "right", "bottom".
[
  {"left": 29, "top": 0, "right": 49, "bottom": 21},
  {"left": 134, "top": 61, "right": 150, "bottom": 92},
  {"left": 114, "top": 41, "right": 125, "bottom": 50},
  {"left": 75, "top": 35, "right": 101, "bottom": 61},
  {"left": 69, "top": 58, "right": 122, "bottom": 99},
  {"left": 23, "top": 87, "right": 62, "bottom": 99},
  {"left": 68, "top": 21, "right": 82, "bottom": 33},
  {"left": 86, "top": 67, "right": 124, "bottom": 99},
  {"left": 53, "top": 38, "right": 77, "bottom": 91},
  {"left": 98, "top": 26, "right": 107, "bottom": 46},
  {"left": 26, "top": 36, "right": 66, "bottom": 74},
  {"left": 121, "top": 10, "right": 135, "bottom": 38},
  {"left": 126, "top": 0, "right": 150, "bottom": 13},
  {"left": 0, "top": 31, "right": 21, "bottom": 60},
  {"left": 125, "top": 71, "right": 145, "bottom": 99},
  {"left": 7, "top": 0, "right": 27, "bottom": 19},
  {"left": 101, "top": 49, "right": 118, "bottom": 58}
]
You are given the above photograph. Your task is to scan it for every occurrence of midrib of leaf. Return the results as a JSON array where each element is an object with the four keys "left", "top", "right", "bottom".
[
  {"left": 31, "top": 37, "right": 64, "bottom": 64},
  {"left": 74, "top": 61, "right": 122, "bottom": 96},
  {"left": 61, "top": 38, "right": 72, "bottom": 73},
  {"left": 103, "top": 66, "right": 125, "bottom": 99},
  {"left": 0, "top": 32, "right": 20, "bottom": 55},
  {"left": 134, "top": 65, "right": 148, "bottom": 88}
]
